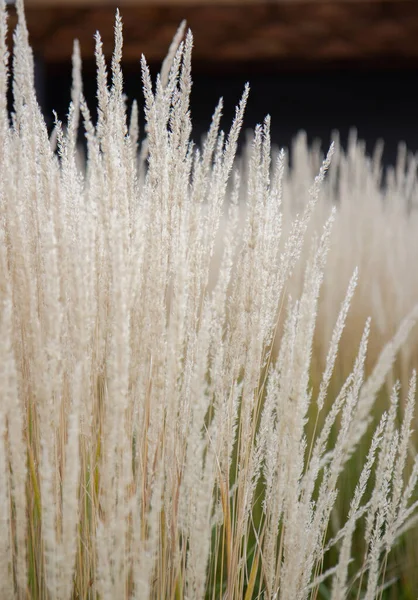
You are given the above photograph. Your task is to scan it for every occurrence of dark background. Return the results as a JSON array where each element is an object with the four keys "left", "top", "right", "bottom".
[
  {"left": 13, "top": 0, "right": 418, "bottom": 168},
  {"left": 40, "top": 60, "right": 418, "bottom": 167}
]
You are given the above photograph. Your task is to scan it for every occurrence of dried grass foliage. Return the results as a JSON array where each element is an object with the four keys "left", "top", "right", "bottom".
[{"left": 1, "top": 2, "right": 418, "bottom": 599}]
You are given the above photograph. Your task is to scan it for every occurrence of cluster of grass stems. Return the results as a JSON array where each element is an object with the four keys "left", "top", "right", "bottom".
[{"left": 2, "top": 2, "right": 418, "bottom": 599}]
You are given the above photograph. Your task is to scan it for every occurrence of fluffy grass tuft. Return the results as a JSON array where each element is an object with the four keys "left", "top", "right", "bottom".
[{"left": 1, "top": 2, "right": 418, "bottom": 599}]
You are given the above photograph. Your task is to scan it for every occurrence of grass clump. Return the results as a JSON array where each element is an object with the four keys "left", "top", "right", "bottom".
[{"left": 1, "top": 1, "right": 418, "bottom": 599}]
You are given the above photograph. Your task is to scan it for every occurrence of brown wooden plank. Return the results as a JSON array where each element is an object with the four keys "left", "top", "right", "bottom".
[
  {"left": 21, "top": 0, "right": 418, "bottom": 4},
  {"left": 6, "top": 1, "right": 418, "bottom": 66},
  {"left": 22, "top": 0, "right": 416, "bottom": 5}
]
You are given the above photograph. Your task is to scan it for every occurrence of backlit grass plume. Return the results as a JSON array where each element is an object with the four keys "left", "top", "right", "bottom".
[{"left": 1, "top": 1, "right": 418, "bottom": 599}]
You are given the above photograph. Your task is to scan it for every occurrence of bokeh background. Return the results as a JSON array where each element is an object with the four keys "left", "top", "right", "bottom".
[{"left": 6, "top": 0, "right": 418, "bottom": 166}]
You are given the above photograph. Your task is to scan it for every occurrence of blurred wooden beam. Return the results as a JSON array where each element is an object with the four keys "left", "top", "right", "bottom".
[
  {"left": 7, "top": 0, "right": 418, "bottom": 66},
  {"left": 21, "top": 0, "right": 418, "bottom": 5}
]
